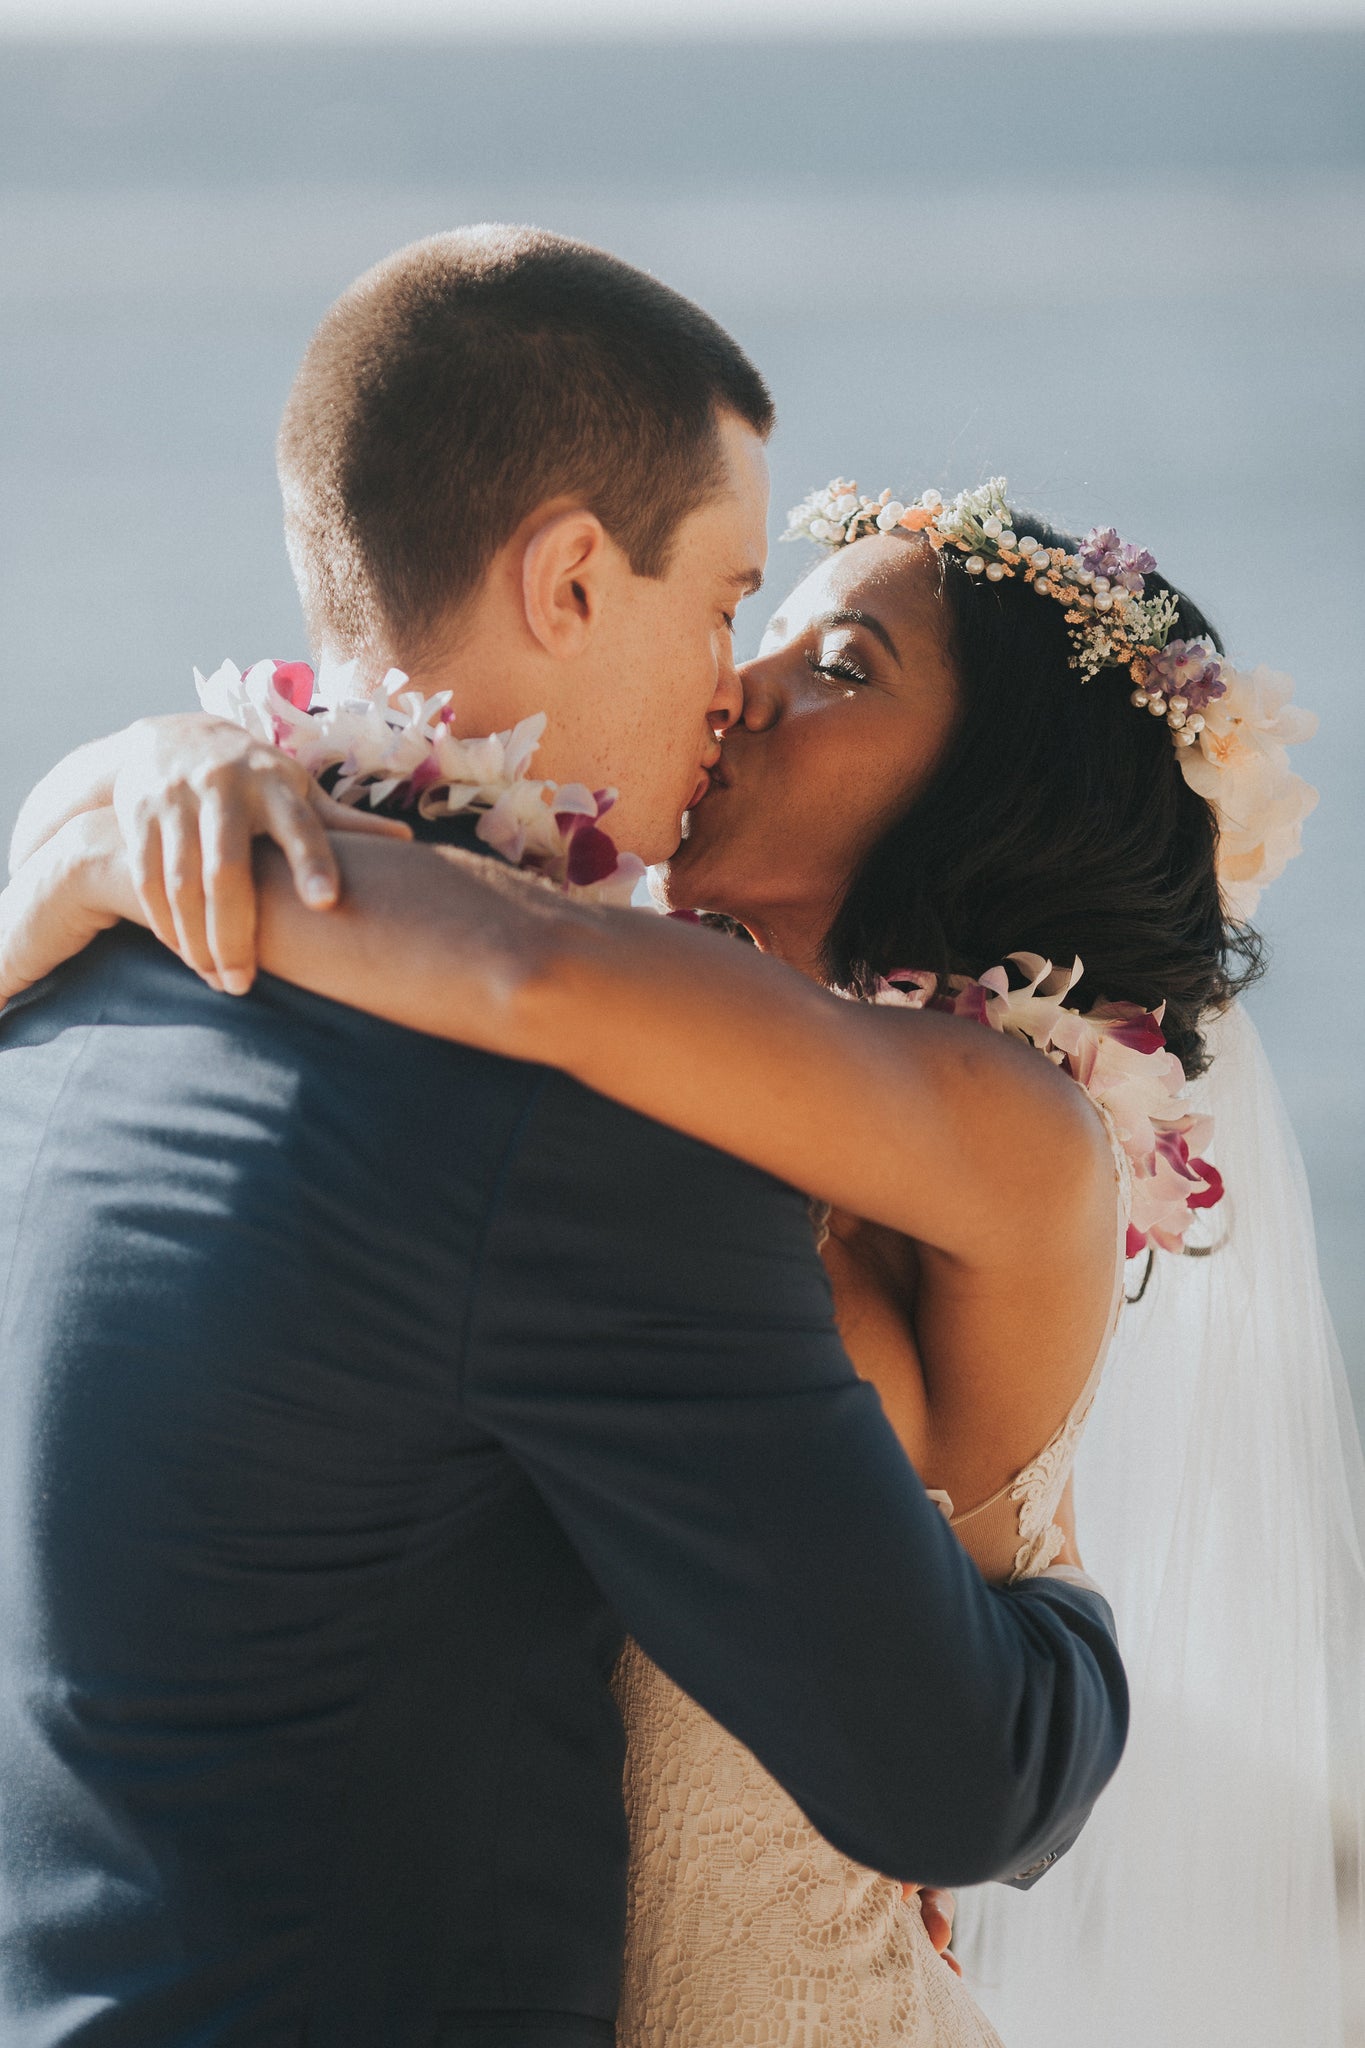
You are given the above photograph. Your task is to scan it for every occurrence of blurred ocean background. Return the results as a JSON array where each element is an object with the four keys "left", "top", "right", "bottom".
[{"left": 0, "top": 23, "right": 1362, "bottom": 1421}]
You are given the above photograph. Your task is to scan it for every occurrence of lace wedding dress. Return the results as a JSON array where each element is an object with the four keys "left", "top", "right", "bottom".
[{"left": 611, "top": 1131, "right": 1131, "bottom": 2046}]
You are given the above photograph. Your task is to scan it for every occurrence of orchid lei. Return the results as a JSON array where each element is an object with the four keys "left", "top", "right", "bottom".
[
  {"left": 875, "top": 955, "right": 1223, "bottom": 1259},
  {"left": 193, "top": 654, "right": 646, "bottom": 904}
]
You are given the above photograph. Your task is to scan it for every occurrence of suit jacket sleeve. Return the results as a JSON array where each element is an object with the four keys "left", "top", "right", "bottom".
[{"left": 463, "top": 1070, "right": 1128, "bottom": 1890}]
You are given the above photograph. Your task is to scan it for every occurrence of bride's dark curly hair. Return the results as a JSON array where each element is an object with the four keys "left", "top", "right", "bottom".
[{"left": 820, "top": 511, "right": 1264, "bottom": 1078}]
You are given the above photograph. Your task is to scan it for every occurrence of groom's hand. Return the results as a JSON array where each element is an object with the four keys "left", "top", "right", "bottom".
[
  {"left": 904, "top": 1884, "right": 962, "bottom": 1976},
  {"left": 112, "top": 715, "right": 409, "bottom": 995}
]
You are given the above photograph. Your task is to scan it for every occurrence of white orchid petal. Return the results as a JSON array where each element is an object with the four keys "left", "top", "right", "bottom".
[{"left": 550, "top": 784, "right": 599, "bottom": 818}]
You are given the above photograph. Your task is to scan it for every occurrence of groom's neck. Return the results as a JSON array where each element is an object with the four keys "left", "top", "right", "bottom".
[
  {"left": 391, "top": 597, "right": 553, "bottom": 749},
  {"left": 402, "top": 650, "right": 535, "bottom": 744}
]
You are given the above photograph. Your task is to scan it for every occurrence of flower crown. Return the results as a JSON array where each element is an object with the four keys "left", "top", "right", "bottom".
[
  {"left": 193, "top": 654, "right": 646, "bottom": 903},
  {"left": 783, "top": 477, "right": 1318, "bottom": 921}
]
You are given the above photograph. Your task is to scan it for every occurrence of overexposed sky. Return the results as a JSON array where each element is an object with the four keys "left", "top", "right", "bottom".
[{"left": 1, "top": 0, "right": 1363, "bottom": 34}]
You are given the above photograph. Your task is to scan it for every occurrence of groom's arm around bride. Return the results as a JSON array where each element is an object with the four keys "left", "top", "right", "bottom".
[{"left": 0, "top": 918, "right": 1123, "bottom": 2045}]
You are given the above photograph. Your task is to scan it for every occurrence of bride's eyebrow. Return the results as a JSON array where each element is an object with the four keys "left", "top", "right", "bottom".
[{"left": 812, "top": 608, "right": 903, "bottom": 667}]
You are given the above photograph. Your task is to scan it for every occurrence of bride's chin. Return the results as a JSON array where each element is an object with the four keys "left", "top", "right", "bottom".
[{"left": 652, "top": 845, "right": 735, "bottom": 920}]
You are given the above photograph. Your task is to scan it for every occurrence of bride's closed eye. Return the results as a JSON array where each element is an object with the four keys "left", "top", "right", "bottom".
[{"left": 806, "top": 648, "right": 869, "bottom": 689}]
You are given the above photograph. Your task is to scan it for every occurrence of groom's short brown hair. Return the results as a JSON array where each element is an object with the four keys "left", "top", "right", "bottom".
[{"left": 278, "top": 225, "right": 774, "bottom": 663}]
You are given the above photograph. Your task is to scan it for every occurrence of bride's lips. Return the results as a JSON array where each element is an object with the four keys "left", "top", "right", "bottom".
[{"left": 684, "top": 752, "right": 732, "bottom": 817}]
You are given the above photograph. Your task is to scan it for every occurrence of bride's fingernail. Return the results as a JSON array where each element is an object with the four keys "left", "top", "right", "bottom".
[
  {"left": 202, "top": 972, "right": 224, "bottom": 993},
  {"left": 222, "top": 969, "right": 252, "bottom": 996}
]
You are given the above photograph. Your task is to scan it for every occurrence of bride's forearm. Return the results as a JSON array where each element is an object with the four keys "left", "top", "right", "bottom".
[
  {"left": 9, "top": 730, "right": 138, "bottom": 874},
  {"left": 257, "top": 842, "right": 1108, "bottom": 1263},
  {"left": 251, "top": 836, "right": 571, "bottom": 1062}
]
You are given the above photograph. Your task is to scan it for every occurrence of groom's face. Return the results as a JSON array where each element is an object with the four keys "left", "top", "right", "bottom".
[{"left": 539, "top": 412, "right": 770, "bottom": 863}]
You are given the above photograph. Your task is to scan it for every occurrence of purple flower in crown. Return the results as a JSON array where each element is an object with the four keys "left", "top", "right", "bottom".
[
  {"left": 1144, "top": 637, "right": 1227, "bottom": 712},
  {"left": 1077, "top": 526, "right": 1158, "bottom": 596}
]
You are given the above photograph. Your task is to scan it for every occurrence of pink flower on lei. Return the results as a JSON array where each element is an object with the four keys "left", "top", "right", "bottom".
[{"left": 876, "top": 953, "right": 1223, "bottom": 1257}]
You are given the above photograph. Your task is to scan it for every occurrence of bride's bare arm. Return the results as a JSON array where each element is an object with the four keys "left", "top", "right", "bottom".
[
  {"left": 10, "top": 717, "right": 407, "bottom": 987},
  {"left": 253, "top": 836, "right": 1113, "bottom": 1275},
  {"left": 3, "top": 813, "right": 1112, "bottom": 1275}
]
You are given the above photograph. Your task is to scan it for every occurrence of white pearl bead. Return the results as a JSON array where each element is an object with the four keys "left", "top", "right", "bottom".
[
  {"left": 876, "top": 502, "right": 906, "bottom": 531},
  {"left": 1148, "top": 697, "right": 1168, "bottom": 716},
  {"left": 1016, "top": 536, "right": 1041, "bottom": 556},
  {"left": 985, "top": 561, "right": 1006, "bottom": 581},
  {"left": 1186, "top": 712, "right": 1205, "bottom": 733},
  {"left": 809, "top": 518, "right": 834, "bottom": 541},
  {"left": 1000, "top": 530, "right": 1017, "bottom": 549},
  {"left": 1167, "top": 710, "right": 1187, "bottom": 730},
  {"left": 1176, "top": 728, "right": 1198, "bottom": 746},
  {"left": 1169, "top": 695, "right": 1188, "bottom": 713},
  {"left": 1131, "top": 689, "right": 1151, "bottom": 708},
  {"left": 1092, "top": 575, "right": 1111, "bottom": 592},
  {"left": 920, "top": 489, "right": 942, "bottom": 509},
  {"left": 965, "top": 555, "right": 986, "bottom": 575},
  {"left": 1093, "top": 590, "right": 1114, "bottom": 612},
  {"left": 1035, "top": 577, "right": 1053, "bottom": 596},
  {"left": 982, "top": 516, "right": 1003, "bottom": 539}
]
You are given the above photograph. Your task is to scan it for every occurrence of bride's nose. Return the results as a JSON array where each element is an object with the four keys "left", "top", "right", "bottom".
[{"left": 734, "top": 652, "right": 785, "bottom": 733}]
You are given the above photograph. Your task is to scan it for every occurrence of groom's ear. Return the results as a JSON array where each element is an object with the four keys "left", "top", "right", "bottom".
[{"left": 520, "top": 508, "right": 612, "bottom": 660}]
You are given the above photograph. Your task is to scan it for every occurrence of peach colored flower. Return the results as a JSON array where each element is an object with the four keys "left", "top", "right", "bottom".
[{"left": 1179, "top": 663, "right": 1318, "bottom": 920}]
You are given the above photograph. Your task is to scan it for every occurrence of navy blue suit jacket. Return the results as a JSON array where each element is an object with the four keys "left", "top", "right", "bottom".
[{"left": 0, "top": 927, "right": 1127, "bottom": 2044}]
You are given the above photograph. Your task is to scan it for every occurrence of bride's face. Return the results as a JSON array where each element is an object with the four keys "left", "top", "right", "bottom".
[{"left": 660, "top": 535, "right": 959, "bottom": 945}]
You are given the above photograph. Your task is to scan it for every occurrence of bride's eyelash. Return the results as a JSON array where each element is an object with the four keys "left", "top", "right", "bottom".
[{"left": 806, "top": 651, "right": 868, "bottom": 688}]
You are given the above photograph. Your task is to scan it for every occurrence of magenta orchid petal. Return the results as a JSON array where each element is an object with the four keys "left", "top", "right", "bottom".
[
  {"left": 405, "top": 756, "right": 444, "bottom": 795},
  {"left": 1187, "top": 1159, "right": 1225, "bottom": 1209},
  {"left": 564, "top": 824, "right": 623, "bottom": 888},
  {"left": 269, "top": 661, "right": 316, "bottom": 712},
  {"left": 950, "top": 983, "right": 992, "bottom": 1025},
  {"left": 1104, "top": 1011, "right": 1168, "bottom": 1056}
]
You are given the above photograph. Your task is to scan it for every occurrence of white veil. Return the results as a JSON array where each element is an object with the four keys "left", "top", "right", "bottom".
[{"left": 953, "top": 1001, "right": 1365, "bottom": 2046}]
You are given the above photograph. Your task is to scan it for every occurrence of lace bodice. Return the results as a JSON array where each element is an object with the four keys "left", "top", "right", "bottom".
[
  {"left": 612, "top": 1119, "right": 1132, "bottom": 2044},
  {"left": 613, "top": 1639, "right": 1007, "bottom": 2048}
]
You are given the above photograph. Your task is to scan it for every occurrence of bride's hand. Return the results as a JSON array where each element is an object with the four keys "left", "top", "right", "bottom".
[
  {"left": 0, "top": 810, "right": 132, "bottom": 1011},
  {"left": 110, "top": 714, "right": 410, "bottom": 994},
  {"left": 1052, "top": 1474, "right": 1083, "bottom": 1570}
]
